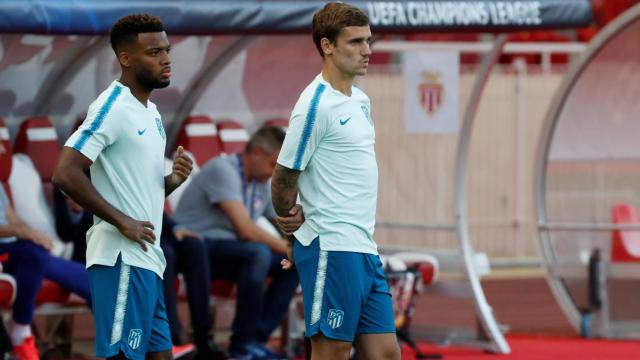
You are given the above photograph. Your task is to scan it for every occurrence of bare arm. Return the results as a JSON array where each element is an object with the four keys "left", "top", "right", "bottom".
[
  {"left": 52, "top": 147, "right": 156, "bottom": 251},
  {"left": 3, "top": 205, "right": 54, "bottom": 250},
  {"left": 271, "top": 164, "right": 301, "bottom": 217},
  {"left": 271, "top": 164, "right": 302, "bottom": 270},
  {"left": 219, "top": 200, "right": 288, "bottom": 254}
]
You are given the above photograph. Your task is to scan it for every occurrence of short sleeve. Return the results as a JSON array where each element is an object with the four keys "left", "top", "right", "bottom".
[
  {"left": 277, "top": 84, "right": 328, "bottom": 171},
  {"left": 64, "top": 86, "right": 123, "bottom": 161},
  {"left": 199, "top": 158, "right": 243, "bottom": 205}
]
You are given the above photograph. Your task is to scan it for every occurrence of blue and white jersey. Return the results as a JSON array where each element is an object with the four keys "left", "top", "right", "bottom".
[
  {"left": 278, "top": 73, "right": 378, "bottom": 255},
  {"left": 65, "top": 80, "right": 167, "bottom": 278}
]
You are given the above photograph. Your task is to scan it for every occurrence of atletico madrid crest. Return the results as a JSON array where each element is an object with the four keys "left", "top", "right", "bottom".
[{"left": 418, "top": 70, "right": 443, "bottom": 116}]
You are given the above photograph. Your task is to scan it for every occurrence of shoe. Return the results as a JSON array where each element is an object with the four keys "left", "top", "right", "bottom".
[
  {"left": 194, "top": 342, "right": 228, "bottom": 360},
  {"left": 229, "top": 343, "right": 266, "bottom": 360},
  {"left": 250, "top": 343, "right": 287, "bottom": 360},
  {"left": 12, "top": 336, "right": 39, "bottom": 360},
  {"left": 229, "top": 343, "right": 287, "bottom": 360},
  {"left": 172, "top": 343, "right": 195, "bottom": 359}
]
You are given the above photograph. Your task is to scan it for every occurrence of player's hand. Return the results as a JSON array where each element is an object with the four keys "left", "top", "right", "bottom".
[
  {"left": 170, "top": 146, "right": 193, "bottom": 187},
  {"left": 276, "top": 204, "right": 304, "bottom": 236},
  {"left": 173, "top": 228, "right": 201, "bottom": 241},
  {"left": 118, "top": 217, "right": 156, "bottom": 251},
  {"left": 281, "top": 240, "right": 294, "bottom": 270}
]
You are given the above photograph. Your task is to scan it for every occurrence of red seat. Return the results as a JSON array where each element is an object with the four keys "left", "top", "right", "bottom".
[
  {"left": 417, "top": 261, "right": 437, "bottom": 286},
  {"left": 264, "top": 118, "right": 289, "bottom": 132},
  {"left": 216, "top": 120, "right": 249, "bottom": 154},
  {"left": 13, "top": 117, "right": 61, "bottom": 205},
  {"left": 211, "top": 279, "right": 236, "bottom": 298},
  {"left": 385, "top": 253, "right": 439, "bottom": 286},
  {"left": 174, "top": 116, "right": 222, "bottom": 166},
  {"left": 0, "top": 271, "right": 16, "bottom": 308},
  {"left": 36, "top": 279, "right": 71, "bottom": 305},
  {"left": 611, "top": 203, "right": 640, "bottom": 262}
]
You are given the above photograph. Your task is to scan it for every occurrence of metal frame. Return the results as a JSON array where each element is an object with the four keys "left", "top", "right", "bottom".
[
  {"left": 534, "top": 3, "right": 640, "bottom": 333},
  {"left": 454, "top": 34, "right": 510, "bottom": 354},
  {"left": 374, "top": 36, "right": 512, "bottom": 353},
  {"left": 167, "top": 36, "right": 256, "bottom": 149},
  {"left": 31, "top": 36, "right": 106, "bottom": 117}
]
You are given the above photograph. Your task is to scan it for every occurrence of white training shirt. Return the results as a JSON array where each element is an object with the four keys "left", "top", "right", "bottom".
[
  {"left": 277, "top": 73, "right": 378, "bottom": 255},
  {"left": 65, "top": 80, "right": 167, "bottom": 278}
]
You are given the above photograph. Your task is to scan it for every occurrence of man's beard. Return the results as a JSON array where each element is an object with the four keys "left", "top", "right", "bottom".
[{"left": 136, "top": 68, "right": 170, "bottom": 90}]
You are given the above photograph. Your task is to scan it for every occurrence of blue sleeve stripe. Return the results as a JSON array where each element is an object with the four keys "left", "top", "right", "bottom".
[
  {"left": 73, "top": 85, "right": 122, "bottom": 151},
  {"left": 293, "top": 83, "right": 325, "bottom": 170}
]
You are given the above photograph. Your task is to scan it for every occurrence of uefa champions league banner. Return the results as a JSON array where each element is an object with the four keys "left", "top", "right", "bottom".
[
  {"left": 0, "top": 0, "right": 591, "bottom": 34},
  {"left": 404, "top": 51, "right": 459, "bottom": 134}
]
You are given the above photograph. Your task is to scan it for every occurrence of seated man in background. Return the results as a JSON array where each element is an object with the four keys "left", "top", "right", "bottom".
[
  {"left": 53, "top": 186, "right": 92, "bottom": 264},
  {"left": 160, "top": 213, "right": 226, "bottom": 360},
  {"left": 172, "top": 126, "right": 300, "bottom": 359},
  {"left": 0, "top": 177, "right": 91, "bottom": 360}
]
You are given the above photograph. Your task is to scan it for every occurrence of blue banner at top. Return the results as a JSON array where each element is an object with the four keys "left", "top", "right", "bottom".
[{"left": 0, "top": 0, "right": 592, "bottom": 34}]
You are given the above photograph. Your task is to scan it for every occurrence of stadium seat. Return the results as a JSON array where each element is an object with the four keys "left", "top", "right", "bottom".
[
  {"left": 0, "top": 271, "right": 16, "bottom": 309},
  {"left": 611, "top": 203, "right": 640, "bottom": 262},
  {"left": 383, "top": 252, "right": 439, "bottom": 286},
  {"left": 35, "top": 280, "right": 71, "bottom": 305},
  {"left": 13, "top": 117, "right": 61, "bottom": 206},
  {"left": 264, "top": 118, "right": 289, "bottom": 132},
  {"left": 174, "top": 115, "right": 222, "bottom": 166},
  {"left": 216, "top": 120, "right": 249, "bottom": 154}
]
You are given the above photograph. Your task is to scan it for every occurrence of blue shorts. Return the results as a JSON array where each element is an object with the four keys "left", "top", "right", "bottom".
[
  {"left": 294, "top": 237, "right": 395, "bottom": 342},
  {"left": 88, "top": 256, "right": 171, "bottom": 360}
]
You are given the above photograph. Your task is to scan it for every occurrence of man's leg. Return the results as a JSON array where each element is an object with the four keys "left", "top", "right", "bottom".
[
  {"left": 310, "top": 332, "right": 351, "bottom": 360},
  {"left": 354, "top": 333, "right": 400, "bottom": 360},
  {"left": 175, "top": 236, "right": 211, "bottom": 343},
  {"left": 257, "top": 251, "right": 299, "bottom": 341},
  {"left": 1, "top": 241, "right": 47, "bottom": 360},
  {"left": 206, "top": 239, "right": 271, "bottom": 351},
  {"left": 90, "top": 258, "right": 172, "bottom": 360},
  {"left": 44, "top": 253, "right": 91, "bottom": 305},
  {"left": 146, "top": 271, "right": 174, "bottom": 360},
  {"left": 159, "top": 241, "right": 182, "bottom": 343},
  {"left": 175, "top": 236, "right": 226, "bottom": 359},
  {"left": 353, "top": 255, "right": 399, "bottom": 360},
  {"left": 1, "top": 241, "right": 48, "bottom": 327}
]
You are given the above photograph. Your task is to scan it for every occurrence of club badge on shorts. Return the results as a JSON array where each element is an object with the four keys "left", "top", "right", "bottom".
[
  {"left": 128, "top": 329, "right": 143, "bottom": 350},
  {"left": 327, "top": 309, "right": 344, "bottom": 329}
]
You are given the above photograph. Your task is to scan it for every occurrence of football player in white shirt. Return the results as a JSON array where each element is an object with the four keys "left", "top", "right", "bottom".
[
  {"left": 272, "top": 2, "right": 400, "bottom": 360},
  {"left": 54, "top": 14, "right": 192, "bottom": 360}
]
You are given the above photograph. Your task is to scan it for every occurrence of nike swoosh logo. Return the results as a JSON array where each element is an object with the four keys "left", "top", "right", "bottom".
[
  {"left": 339, "top": 117, "right": 352, "bottom": 126},
  {"left": 137, "top": 128, "right": 147, "bottom": 135}
]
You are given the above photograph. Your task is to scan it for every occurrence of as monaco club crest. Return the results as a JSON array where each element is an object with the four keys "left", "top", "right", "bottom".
[{"left": 418, "top": 70, "right": 444, "bottom": 116}]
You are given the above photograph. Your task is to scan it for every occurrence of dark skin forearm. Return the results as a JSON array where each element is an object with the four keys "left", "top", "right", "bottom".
[
  {"left": 53, "top": 148, "right": 130, "bottom": 230},
  {"left": 271, "top": 164, "right": 301, "bottom": 217},
  {"left": 53, "top": 147, "right": 157, "bottom": 251}
]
